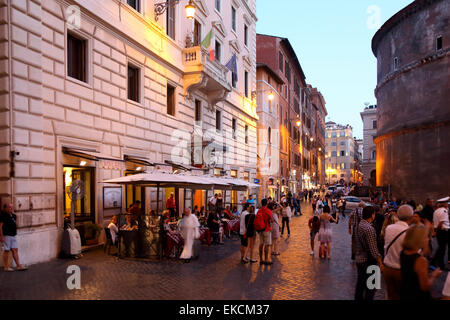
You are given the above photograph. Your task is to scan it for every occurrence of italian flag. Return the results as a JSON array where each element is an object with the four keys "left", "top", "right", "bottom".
[{"left": 201, "top": 29, "right": 215, "bottom": 61}]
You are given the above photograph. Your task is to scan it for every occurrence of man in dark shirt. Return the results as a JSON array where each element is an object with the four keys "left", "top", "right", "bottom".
[
  {"left": 354, "top": 206, "right": 384, "bottom": 300},
  {"left": 0, "top": 203, "right": 27, "bottom": 271}
]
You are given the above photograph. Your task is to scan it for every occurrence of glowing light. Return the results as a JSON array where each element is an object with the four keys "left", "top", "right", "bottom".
[
  {"left": 268, "top": 92, "right": 275, "bottom": 101},
  {"left": 136, "top": 167, "right": 142, "bottom": 171},
  {"left": 65, "top": 168, "right": 73, "bottom": 187},
  {"left": 80, "top": 161, "right": 87, "bottom": 166},
  {"left": 185, "top": 0, "right": 195, "bottom": 19}
]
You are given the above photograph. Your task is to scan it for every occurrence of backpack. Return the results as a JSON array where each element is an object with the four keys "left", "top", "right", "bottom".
[{"left": 254, "top": 210, "right": 266, "bottom": 232}]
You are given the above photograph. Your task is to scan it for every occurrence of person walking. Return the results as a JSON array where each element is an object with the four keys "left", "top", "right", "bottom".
[
  {"left": 308, "top": 215, "right": 321, "bottom": 256},
  {"left": 280, "top": 202, "right": 292, "bottom": 237},
  {"left": 354, "top": 206, "right": 384, "bottom": 301},
  {"left": 382, "top": 205, "right": 413, "bottom": 300},
  {"left": 400, "top": 225, "right": 442, "bottom": 300},
  {"left": 0, "top": 203, "right": 28, "bottom": 271},
  {"left": 179, "top": 208, "right": 200, "bottom": 263},
  {"left": 255, "top": 199, "right": 273, "bottom": 265},
  {"left": 239, "top": 204, "right": 250, "bottom": 263},
  {"left": 431, "top": 197, "right": 449, "bottom": 270},
  {"left": 245, "top": 206, "right": 257, "bottom": 263},
  {"left": 318, "top": 205, "right": 337, "bottom": 259},
  {"left": 349, "top": 202, "right": 365, "bottom": 260},
  {"left": 270, "top": 203, "right": 282, "bottom": 256}
]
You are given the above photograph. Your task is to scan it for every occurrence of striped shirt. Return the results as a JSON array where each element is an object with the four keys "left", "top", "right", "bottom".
[{"left": 355, "top": 219, "right": 382, "bottom": 264}]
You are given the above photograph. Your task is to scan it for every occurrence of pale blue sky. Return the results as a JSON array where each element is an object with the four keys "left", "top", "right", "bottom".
[{"left": 256, "top": 0, "right": 413, "bottom": 139}]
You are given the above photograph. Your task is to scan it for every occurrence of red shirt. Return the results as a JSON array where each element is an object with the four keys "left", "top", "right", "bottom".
[
  {"left": 166, "top": 197, "right": 176, "bottom": 209},
  {"left": 258, "top": 206, "right": 273, "bottom": 232}
]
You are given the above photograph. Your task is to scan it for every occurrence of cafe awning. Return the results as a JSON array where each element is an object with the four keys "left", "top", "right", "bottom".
[
  {"left": 124, "top": 155, "right": 153, "bottom": 166},
  {"left": 63, "top": 147, "right": 123, "bottom": 162}
]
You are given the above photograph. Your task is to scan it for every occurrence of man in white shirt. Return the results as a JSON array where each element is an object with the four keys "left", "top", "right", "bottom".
[
  {"left": 432, "top": 197, "right": 449, "bottom": 270},
  {"left": 239, "top": 204, "right": 250, "bottom": 263},
  {"left": 383, "top": 204, "right": 413, "bottom": 300}
]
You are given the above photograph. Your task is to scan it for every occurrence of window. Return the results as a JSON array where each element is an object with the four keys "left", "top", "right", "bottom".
[
  {"left": 195, "top": 100, "right": 202, "bottom": 123},
  {"left": 194, "top": 20, "right": 202, "bottom": 46},
  {"left": 216, "top": 110, "right": 221, "bottom": 131},
  {"left": 231, "top": 6, "right": 236, "bottom": 32},
  {"left": 285, "top": 61, "right": 291, "bottom": 83},
  {"left": 436, "top": 36, "right": 443, "bottom": 51},
  {"left": 393, "top": 57, "right": 398, "bottom": 71},
  {"left": 67, "top": 33, "right": 87, "bottom": 83},
  {"left": 166, "top": 3, "right": 175, "bottom": 39},
  {"left": 340, "top": 151, "right": 345, "bottom": 157},
  {"left": 268, "top": 127, "right": 272, "bottom": 144},
  {"left": 372, "top": 150, "right": 376, "bottom": 160},
  {"left": 215, "top": 40, "right": 221, "bottom": 62},
  {"left": 279, "top": 52, "right": 283, "bottom": 72},
  {"left": 127, "top": 0, "right": 140, "bottom": 12},
  {"left": 340, "top": 131, "right": 345, "bottom": 137},
  {"left": 245, "top": 125, "right": 249, "bottom": 144},
  {"left": 232, "top": 118, "right": 237, "bottom": 139},
  {"left": 373, "top": 120, "right": 377, "bottom": 130},
  {"left": 331, "top": 151, "right": 337, "bottom": 157},
  {"left": 340, "top": 141, "right": 345, "bottom": 146},
  {"left": 127, "top": 64, "right": 140, "bottom": 102},
  {"left": 232, "top": 59, "right": 238, "bottom": 88},
  {"left": 244, "top": 25, "right": 248, "bottom": 46},
  {"left": 244, "top": 71, "right": 249, "bottom": 98},
  {"left": 167, "top": 84, "right": 175, "bottom": 116},
  {"left": 215, "top": 0, "right": 221, "bottom": 12}
]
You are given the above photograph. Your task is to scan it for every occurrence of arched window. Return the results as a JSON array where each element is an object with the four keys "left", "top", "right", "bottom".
[{"left": 372, "top": 150, "right": 376, "bottom": 160}]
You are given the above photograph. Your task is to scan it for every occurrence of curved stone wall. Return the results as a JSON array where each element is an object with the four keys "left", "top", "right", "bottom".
[{"left": 372, "top": 0, "right": 450, "bottom": 202}]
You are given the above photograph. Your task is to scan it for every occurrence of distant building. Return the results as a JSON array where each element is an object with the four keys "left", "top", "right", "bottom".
[
  {"left": 325, "top": 122, "right": 356, "bottom": 185},
  {"left": 360, "top": 105, "right": 377, "bottom": 187}
]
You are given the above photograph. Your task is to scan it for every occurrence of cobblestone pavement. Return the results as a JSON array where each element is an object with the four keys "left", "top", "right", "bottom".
[{"left": 0, "top": 202, "right": 447, "bottom": 300}]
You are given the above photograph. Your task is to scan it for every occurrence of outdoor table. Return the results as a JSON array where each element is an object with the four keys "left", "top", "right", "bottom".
[
  {"left": 165, "top": 231, "right": 184, "bottom": 257},
  {"left": 221, "top": 219, "right": 240, "bottom": 237}
]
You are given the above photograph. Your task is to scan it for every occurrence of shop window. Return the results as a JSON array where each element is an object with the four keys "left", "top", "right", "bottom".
[
  {"left": 67, "top": 33, "right": 87, "bottom": 83},
  {"left": 63, "top": 166, "right": 95, "bottom": 223}
]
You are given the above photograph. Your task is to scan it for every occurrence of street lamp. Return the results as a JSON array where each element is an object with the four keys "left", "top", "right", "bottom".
[
  {"left": 296, "top": 117, "right": 301, "bottom": 128},
  {"left": 268, "top": 91, "right": 275, "bottom": 101},
  {"left": 155, "top": 0, "right": 196, "bottom": 21}
]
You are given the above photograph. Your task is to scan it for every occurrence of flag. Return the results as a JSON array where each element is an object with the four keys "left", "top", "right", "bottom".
[
  {"left": 201, "top": 29, "right": 215, "bottom": 61},
  {"left": 225, "top": 53, "right": 238, "bottom": 82}
]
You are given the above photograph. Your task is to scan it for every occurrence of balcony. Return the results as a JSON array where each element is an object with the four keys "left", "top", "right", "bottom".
[{"left": 182, "top": 46, "right": 232, "bottom": 110}]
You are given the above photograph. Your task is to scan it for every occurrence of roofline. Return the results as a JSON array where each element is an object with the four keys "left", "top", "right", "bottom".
[
  {"left": 372, "top": 0, "right": 441, "bottom": 57},
  {"left": 257, "top": 33, "right": 307, "bottom": 86}
]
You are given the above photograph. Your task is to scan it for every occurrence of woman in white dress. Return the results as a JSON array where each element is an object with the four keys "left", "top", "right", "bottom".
[{"left": 179, "top": 208, "right": 200, "bottom": 263}]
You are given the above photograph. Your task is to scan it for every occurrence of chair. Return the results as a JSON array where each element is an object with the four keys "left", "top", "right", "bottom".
[{"left": 104, "top": 227, "right": 116, "bottom": 255}]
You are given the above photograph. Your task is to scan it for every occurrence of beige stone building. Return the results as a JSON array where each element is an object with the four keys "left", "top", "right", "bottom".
[
  {"left": 325, "top": 122, "right": 356, "bottom": 185},
  {"left": 360, "top": 104, "right": 377, "bottom": 186},
  {"left": 0, "top": 0, "right": 258, "bottom": 265}
]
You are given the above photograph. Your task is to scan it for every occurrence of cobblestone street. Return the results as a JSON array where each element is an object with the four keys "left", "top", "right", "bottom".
[{"left": 0, "top": 202, "right": 447, "bottom": 300}]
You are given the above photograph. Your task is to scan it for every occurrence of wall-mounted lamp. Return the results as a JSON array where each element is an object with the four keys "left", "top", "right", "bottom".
[
  {"left": 155, "top": 0, "right": 196, "bottom": 21},
  {"left": 268, "top": 92, "right": 275, "bottom": 101},
  {"left": 80, "top": 161, "right": 87, "bottom": 167}
]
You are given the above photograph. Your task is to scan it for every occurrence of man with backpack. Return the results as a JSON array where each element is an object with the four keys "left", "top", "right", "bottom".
[{"left": 254, "top": 199, "right": 273, "bottom": 265}]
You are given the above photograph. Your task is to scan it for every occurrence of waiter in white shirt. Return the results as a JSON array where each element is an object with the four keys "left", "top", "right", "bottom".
[
  {"left": 383, "top": 204, "right": 413, "bottom": 300},
  {"left": 432, "top": 197, "right": 449, "bottom": 270}
]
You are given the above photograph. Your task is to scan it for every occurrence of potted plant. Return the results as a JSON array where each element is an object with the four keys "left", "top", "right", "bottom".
[{"left": 84, "top": 222, "right": 102, "bottom": 246}]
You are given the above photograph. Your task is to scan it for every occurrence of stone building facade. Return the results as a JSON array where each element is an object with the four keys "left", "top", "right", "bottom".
[
  {"left": 372, "top": 0, "right": 449, "bottom": 202},
  {"left": 325, "top": 122, "right": 356, "bottom": 185},
  {"left": 309, "top": 86, "right": 327, "bottom": 186},
  {"left": 360, "top": 105, "right": 377, "bottom": 187},
  {"left": 0, "top": 0, "right": 258, "bottom": 265}
]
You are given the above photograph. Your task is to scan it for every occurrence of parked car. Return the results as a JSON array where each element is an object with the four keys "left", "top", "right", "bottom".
[
  {"left": 342, "top": 196, "right": 369, "bottom": 211},
  {"left": 327, "top": 186, "right": 337, "bottom": 195}
]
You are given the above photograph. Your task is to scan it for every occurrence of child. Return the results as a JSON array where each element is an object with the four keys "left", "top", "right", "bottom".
[{"left": 308, "top": 216, "right": 321, "bottom": 255}]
